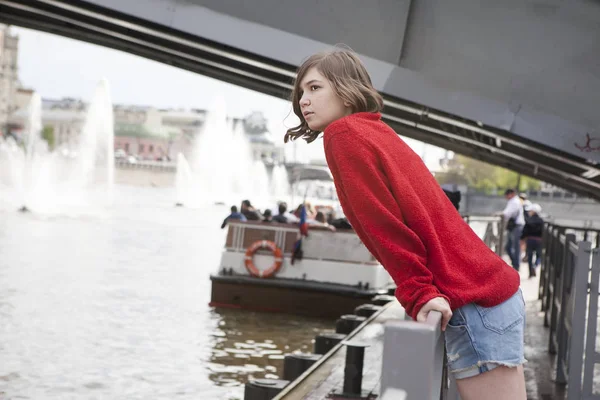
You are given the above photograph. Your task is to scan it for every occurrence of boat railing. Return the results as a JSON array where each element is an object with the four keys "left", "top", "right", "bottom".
[
  {"left": 225, "top": 221, "right": 378, "bottom": 264},
  {"left": 462, "top": 214, "right": 505, "bottom": 256}
]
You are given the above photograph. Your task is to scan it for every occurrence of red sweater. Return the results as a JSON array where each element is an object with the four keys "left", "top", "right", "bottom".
[{"left": 323, "top": 112, "right": 520, "bottom": 320}]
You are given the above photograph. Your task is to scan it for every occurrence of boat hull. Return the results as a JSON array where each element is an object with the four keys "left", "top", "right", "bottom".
[{"left": 210, "top": 274, "right": 390, "bottom": 318}]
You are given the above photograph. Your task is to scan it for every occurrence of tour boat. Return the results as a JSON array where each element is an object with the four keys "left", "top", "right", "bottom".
[{"left": 209, "top": 220, "right": 395, "bottom": 318}]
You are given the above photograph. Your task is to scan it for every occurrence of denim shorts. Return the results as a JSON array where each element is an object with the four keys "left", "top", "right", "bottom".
[{"left": 444, "top": 288, "right": 526, "bottom": 379}]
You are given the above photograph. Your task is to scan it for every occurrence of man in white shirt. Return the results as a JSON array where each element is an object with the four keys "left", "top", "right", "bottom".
[{"left": 502, "top": 189, "right": 526, "bottom": 270}]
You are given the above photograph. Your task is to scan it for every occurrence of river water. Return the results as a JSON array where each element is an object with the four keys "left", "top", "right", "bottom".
[{"left": 0, "top": 186, "right": 333, "bottom": 400}]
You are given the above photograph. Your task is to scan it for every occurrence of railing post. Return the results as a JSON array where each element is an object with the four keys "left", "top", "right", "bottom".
[
  {"left": 582, "top": 248, "right": 599, "bottom": 397},
  {"left": 566, "top": 241, "right": 592, "bottom": 399},
  {"left": 381, "top": 311, "right": 445, "bottom": 400},
  {"left": 547, "top": 230, "right": 565, "bottom": 346},
  {"left": 551, "top": 228, "right": 566, "bottom": 328},
  {"left": 497, "top": 215, "right": 505, "bottom": 257},
  {"left": 542, "top": 226, "right": 555, "bottom": 324},
  {"left": 539, "top": 223, "right": 550, "bottom": 303},
  {"left": 554, "top": 234, "right": 576, "bottom": 383}
]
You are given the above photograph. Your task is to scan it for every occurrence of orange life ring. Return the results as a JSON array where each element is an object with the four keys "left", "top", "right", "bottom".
[{"left": 244, "top": 240, "right": 283, "bottom": 278}]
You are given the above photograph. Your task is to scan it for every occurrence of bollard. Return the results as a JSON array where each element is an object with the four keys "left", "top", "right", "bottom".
[
  {"left": 344, "top": 342, "right": 367, "bottom": 394},
  {"left": 354, "top": 304, "right": 382, "bottom": 318},
  {"left": 371, "top": 294, "right": 395, "bottom": 306},
  {"left": 244, "top": 379, "right": 289, "bottom": 400},
  {"left": 336, "top": 315, "right": 367, "bottom": 334},
  {"left": 283, "top": 353, "right": 321, "bottom": 381},
  {"left": 314, "top": 332, "right": 346, "bottom": 355},
  {"left": 329, "top": 340, "right": 371, "bottom": 399},
  {"left": 387, "top": 287, "right": 396, "bottom": 296}
]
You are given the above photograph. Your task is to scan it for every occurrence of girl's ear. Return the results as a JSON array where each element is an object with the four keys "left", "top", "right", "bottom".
[{"left": 344, "top": 101, "right": 351, "bottom": 107}]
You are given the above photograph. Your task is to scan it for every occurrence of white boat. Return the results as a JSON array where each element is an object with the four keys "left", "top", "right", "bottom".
[{"left": 209, "top": 219, "right": 395, "bottom": 317}]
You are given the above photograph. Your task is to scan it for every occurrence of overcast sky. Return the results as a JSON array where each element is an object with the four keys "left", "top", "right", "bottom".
[{"left": 12, "top": 26, "right": 446, "bottom": 167}]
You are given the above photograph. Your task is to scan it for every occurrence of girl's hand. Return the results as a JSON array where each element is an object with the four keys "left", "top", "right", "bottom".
[{"left": 416, "top": 297, "right": 453, "bottom": 331}]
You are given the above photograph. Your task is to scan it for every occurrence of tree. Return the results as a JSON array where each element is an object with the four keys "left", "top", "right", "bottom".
[
  {"left": 41, "top": 125, "right": 55, "bottom": 150},
  {"left": 436, "top": 154, "right": 541, "bottom": 194}
]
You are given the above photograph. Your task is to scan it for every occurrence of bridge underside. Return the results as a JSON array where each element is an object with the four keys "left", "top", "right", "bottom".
[{"left": 1, "top": 0, "right": 599, "bottom": 200}]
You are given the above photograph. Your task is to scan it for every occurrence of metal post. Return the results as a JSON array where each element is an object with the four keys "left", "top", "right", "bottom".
[
  {"left": 343, "top": 342, "right": 367, "bottom": 395},
  {"left": 497, "top": 215, "right": 505, "bottom": 257},
  {"left": 543, "top": 227, "right": 558, "bottom": 326},
  {"left": 582, "top": 248, "right": 600, "bottom": 396},
  {"left": 381, "top": 311, "right": 445, "bottom": 400},
  {"left": 354, "top": 304, "right": 382, "bottom": 318},
  {"left": 554, "top": 234, "right": 576, "bottom": 383},
  {"left": 566, "top": 241, "right": 592, "bottom": 399},
  {"left": 548, "top": 228, "right": 566, "bottom": 341},
  {"left": 335, "top": 315, "right": 366, "bottom": 335},
  {"left": 539, "top": 223, "right": 549, "bottom": 303},
  {"left": 283, "top": 353, "right": 321, "bottom": 382},
  {"left": 313, "top": 332, "right": 346, "bottom": 355}
]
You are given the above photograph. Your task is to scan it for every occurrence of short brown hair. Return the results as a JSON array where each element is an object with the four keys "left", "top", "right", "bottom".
[{"left": 284, "top": 49, "right": 384, "bottom": 144}]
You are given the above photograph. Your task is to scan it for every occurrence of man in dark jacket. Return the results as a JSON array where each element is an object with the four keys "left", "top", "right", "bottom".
[
  {"left": 521, "top": 203, "right": 544, "bottom": 278},
  {"left": 273, "top": 202, "right": 289, "bottom": 223}
]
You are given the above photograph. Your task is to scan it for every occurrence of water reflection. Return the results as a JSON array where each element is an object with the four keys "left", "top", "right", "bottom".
[{"left": 207, "top": 308, "right": 333, "bottom": 386}]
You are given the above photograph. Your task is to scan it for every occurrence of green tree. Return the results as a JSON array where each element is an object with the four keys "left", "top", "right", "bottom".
[
  {"left": 436, "top": 154, "right": 541, "bottom": 194},
  {"left": 41, "top": 125, "right": 55, "bottom": 150}
]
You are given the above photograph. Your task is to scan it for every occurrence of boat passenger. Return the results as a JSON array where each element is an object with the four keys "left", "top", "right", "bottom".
[
  {"left": 220, "top": 205, "right": 246, "bottom": 229},
  {"left": 262, "top": 209, "right": 273, "bottom": 223},
  {"left": 240, "top": 199, "right": 262, "bottom": 221},
  {"left": 273, "top": 202, "right": 289, "bottom": 223}
]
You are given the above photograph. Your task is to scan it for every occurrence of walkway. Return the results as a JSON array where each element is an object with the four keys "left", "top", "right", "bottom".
[{"left": 520, "top": 261, "right": 566, "bottom": 400}]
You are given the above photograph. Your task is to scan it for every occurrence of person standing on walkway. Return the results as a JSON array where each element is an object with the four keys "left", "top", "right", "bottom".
[
  {"left": 502, "top": 189, "right": 526, "bottom": 271},
  {"left": 521, "top": 203, "right": 544, "bottom": 278},
  {"left": 285, "top": 48, "right": 526, "bottom": 400}
]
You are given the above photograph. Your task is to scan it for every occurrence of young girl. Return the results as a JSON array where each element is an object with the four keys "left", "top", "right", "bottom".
[{"left": 284, "top": 49, "right": 526, "bottom": 400}]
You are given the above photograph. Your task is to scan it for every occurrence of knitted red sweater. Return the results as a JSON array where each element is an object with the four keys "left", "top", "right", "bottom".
[{"left": 323, "top": 112, "right": 520, "bottom": 320}]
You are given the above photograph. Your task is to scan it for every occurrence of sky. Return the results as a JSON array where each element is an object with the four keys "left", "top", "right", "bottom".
[{"left": 12, "top": 26, "right": 446, "bottom": 168}]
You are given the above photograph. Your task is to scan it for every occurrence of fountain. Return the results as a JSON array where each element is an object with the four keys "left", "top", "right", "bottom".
[
  {"left": 0, "top": 79, "right": 115, "bottom": 213},
  {"left": 269, "top": 164, "right": 290, "bottom": 202},
  {"left": 175, "top": 152, "right": 193, "bottom": 207},
  {"left": 174, "top": 96, "right": 287, "bottom": 208}
]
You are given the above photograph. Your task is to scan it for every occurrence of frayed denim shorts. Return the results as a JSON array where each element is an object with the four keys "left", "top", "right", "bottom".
[{"left": 444, "top": 288, "right": 526, "bottom": 380}]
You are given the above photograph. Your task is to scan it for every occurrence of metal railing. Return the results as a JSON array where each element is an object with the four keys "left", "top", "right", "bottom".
[
  {"left": 381, "top": 311, "right": 460, "bottom": 400},
  {"left": 377, "top": 215, "right": 507, "bottom": 400},
  {"left": 538, "top": 222, "right": 600, "bottom": 399},
  {"left": 463, "top": 214, "right": 505, "bottom": 256},
  {"left": 381, "top": 218, "right": 600, "bottom": 400}
]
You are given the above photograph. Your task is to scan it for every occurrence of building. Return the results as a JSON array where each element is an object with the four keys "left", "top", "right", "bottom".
[
  {"left": 113, "top": 106, "right": 284, "bottom": 163},
  {"left": 235, "top": 111, "right": 283, "bottom": 164},
  {"left": 9, "top": 96, "right": 284, "bottom": 163},
  {"left": 113, "top": 106, "right": 200, "bottom": 161},
  {"left": 8, "top": 97, "right": 87, "bottom": 150},
  {"left": 0, "top": 24, "right": 19, "bottom": 137}
]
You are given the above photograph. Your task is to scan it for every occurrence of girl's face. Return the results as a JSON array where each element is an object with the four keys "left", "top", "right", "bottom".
[{"left": 298, "top": 67, "right": 351, "bottom": 132}]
